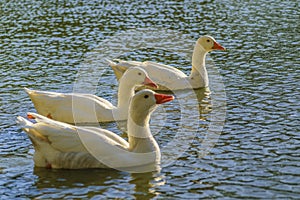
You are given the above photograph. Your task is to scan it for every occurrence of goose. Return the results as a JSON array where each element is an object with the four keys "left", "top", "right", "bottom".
[
  {"left": 108, "top": 35, "right": 225, "bottom": 91},
  {"left": 25, "top": 67, "right": 158, "bottom": 124},
  {"left": 16, "top": 89, "right": 175, "bottom": 172}
]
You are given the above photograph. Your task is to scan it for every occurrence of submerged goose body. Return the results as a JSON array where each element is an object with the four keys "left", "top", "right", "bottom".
[
  {"left": 17, "top": 90, "right": 174, "bottom": 172},
  {"left": 25, "top": 67, "right": 157, "bottom": 124},
  {"left": 108, "top": 35, "right": 225, "bottom": 91}
]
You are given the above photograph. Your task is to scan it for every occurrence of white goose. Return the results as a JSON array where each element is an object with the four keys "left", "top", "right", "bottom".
[
  {"left": 16, "top": 89, "right": 174, "bottom": 172},
  {"left": 108, "top": 35, "right": 225, "bottom": 91},
  {"left": 25, "top": 67, "right": 157, "bottom": 124}
]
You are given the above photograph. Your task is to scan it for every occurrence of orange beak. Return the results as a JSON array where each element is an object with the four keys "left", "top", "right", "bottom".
[
  {"left": 154, "top": 93, "right": 174, "bottom": 104},
  {"left": 213, "top": 41, "right": 226, "bottom": 50},
  {"left": 143, "top": 77, "right": 158, "bottom": 89},
  {"left": 27, "top": 113, "right": 35, "bottom": 119}
]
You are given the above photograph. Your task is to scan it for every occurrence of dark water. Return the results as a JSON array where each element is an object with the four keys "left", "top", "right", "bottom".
[{"left": 1, "top": 0, "right": 299, "bottom": 199}]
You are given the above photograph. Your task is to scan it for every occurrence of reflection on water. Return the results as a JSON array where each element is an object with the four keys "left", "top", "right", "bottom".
[
  {"left": 1, "top": 0, "right": 299, "bottom": 199},
  {"left": 130, "top": 172, "right": 165, "bottom": 199},
  {"left": 33, "top": 168, "right": 165, "bottom": 199}
]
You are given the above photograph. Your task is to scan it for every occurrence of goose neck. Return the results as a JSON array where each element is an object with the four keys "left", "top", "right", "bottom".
[
  {"left": 117, "top": 80, "right": 135, "bottom": 108},
  {"left": 190, "top": 44, "right": 208, "bottom": 76},
  {"left": 127, "top": 113, "right": 151, "bottom": 138}
]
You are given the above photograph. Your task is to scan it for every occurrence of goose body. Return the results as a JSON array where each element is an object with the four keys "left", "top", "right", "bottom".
[
  {"left": 108, "top": 35, "right": 225, "bottom": 91},
  {"left": 17, "top": 90, "right": 174, "bottom": 172},
  {"left": 25, "top": 67, "right": 157, "bottom": 124}
]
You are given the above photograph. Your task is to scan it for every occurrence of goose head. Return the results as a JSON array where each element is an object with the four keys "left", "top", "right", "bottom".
[
  {"left": 197, "top": 35, "right": 226, "bottom": 52},
  {"left": 122, "top": 67, "right": 158, "bottom": 89},
  {"left": 129, "top": 89, "right": 174, "bottom": 127}
]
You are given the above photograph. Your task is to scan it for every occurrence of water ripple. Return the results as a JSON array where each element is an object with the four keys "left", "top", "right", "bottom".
[{"left": 0, "top": 0, "right": 299, "bottom": 199}]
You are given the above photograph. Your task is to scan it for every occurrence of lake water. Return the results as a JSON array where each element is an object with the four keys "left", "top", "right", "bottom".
[{"left": 0, "top": 0, "right": 299, "bottom": 199}]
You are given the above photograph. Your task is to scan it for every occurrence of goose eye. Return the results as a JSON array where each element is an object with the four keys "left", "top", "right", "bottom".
[
  {"left": 138, "top": 72, "right": 142, "bottom": 75},
  {"left": 144, "top": 95, "right": 149, "bottom": 99},
  {"left": 207, "top": 39, "right": 210, "bottom": 42}
]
